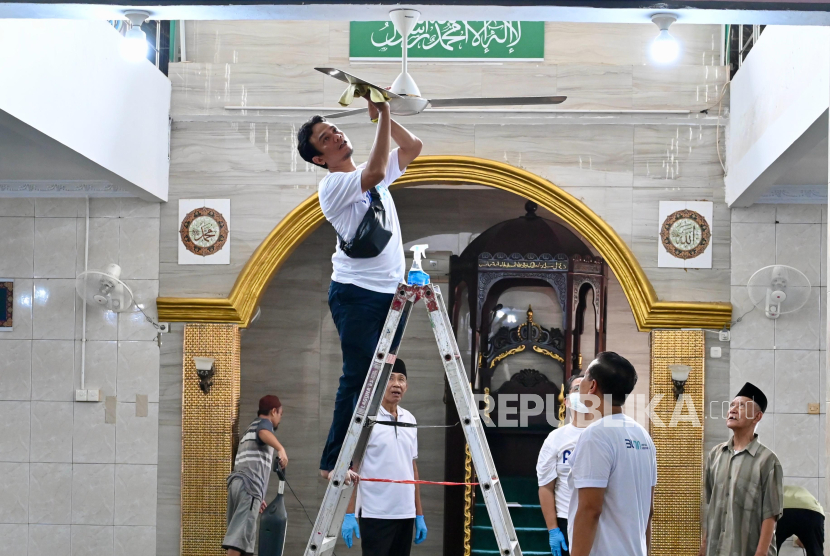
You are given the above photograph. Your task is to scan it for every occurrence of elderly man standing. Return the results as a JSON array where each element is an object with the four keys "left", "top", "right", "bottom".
[{"left": 700, "top": 382, "right": 784, "bottom": 556}]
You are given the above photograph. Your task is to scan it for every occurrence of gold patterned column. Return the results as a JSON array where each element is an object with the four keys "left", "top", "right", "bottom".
[
  {"left": 650, "top": 330, "right": 705, "bottom": 556},
  {"left": 181, "top": 324, "right": 241, "bottom": 556}
]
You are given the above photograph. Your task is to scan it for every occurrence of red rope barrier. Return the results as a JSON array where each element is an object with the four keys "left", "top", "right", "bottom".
[{"left": 360, "top": 477, "right": 479, "bottom": 486}]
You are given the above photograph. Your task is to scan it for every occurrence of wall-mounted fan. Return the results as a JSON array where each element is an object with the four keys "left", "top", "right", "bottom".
[
  {"left": 747, "top": 265, "right": 811, "bottom": 319},
  {"left": 75, "top": 263, "right": 134, "bottom": 313}
]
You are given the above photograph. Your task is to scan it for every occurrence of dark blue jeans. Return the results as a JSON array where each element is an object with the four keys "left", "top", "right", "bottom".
[{"left": 320, "top": 281, "right": 396, "bottom": 472}]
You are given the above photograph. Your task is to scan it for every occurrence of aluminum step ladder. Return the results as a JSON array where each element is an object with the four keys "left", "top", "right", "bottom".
[{"left": 305, "top": 283, "right": 522, "bottom": 556}]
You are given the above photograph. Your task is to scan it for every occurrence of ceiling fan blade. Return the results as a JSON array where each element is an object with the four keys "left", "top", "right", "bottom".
[
  {"left": 314, "top": 68, "right": 402, "bottom": 99},
  {"left": 428, "top": 95, "right": 567, "bottom": 108},
  {"left": 324, "top": 107, "right": 369, "bottom": 119}
]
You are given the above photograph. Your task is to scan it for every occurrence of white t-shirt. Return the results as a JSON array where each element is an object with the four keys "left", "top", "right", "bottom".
[
  {"left": 536, "top": 423, "right": 585, "bottom": 519},
  {"left": 567, "top": 413, "right": 657, "bottom": 556},
  {"left": 318, "top": 149, "right": 406, "bottom": 294},
  {"left": 357, "top": 405, "right": 418, "bottom": 519}
]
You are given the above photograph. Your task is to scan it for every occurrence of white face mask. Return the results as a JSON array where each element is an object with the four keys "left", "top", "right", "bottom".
[{"left": 568, "top": 392, "right": 590, "bottom": 414}]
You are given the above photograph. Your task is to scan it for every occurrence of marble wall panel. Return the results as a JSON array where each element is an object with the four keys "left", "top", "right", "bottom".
[
  {"left": 0, "top": 462, "right": 29, "bottom": 523},
  {"left": 170, "top": 62, "right": 326, "bottom": 116},
  {"left": 29, "top": 401, "right": 73, "bottom": 463},
  {"left": 31, "top": 340, "right": 74, "bottom": 402},
  {"left": 184, "top": 21, "right": 333, "bottom": 66},
  {"left": 633, "top": 124, "right": 723, "bottom": 181},
  {"left": 29, "top": 524, "right": 71, "bottom": 556},
  {"left": 34, "top": 218, "right": 77, "bottom": 279},
  {"left": 74, "top": 341, "right": 117, "bottom": 399},
  {"left": 632, "top": 64, "right": 728, "bottom": 111},
  {"left": 731, "top": 349, "right": 776, "bottom": 414},
  {"left": 555, "top": 64, "right": 633, "bottom": 110},
  {"left": 0, "top": 217, "right": 34, "bottom": 278},
  {"left": 29, "top": 463, "right": 72, "bottom": 524},
  {"left": 0, "top": 340, "right": 31, "bottom": 401},
  {"left": 474, "top": 123, "right": 634, "bottom": 175},
  {"left": 34, "top": 199, "right": 85, "bottom": 218},
  {"left": 0, "top": 401, "right": 30, "bottom": 462},
  {"left": 775, "top": 413, "right": 820, "bottom": 477},
  {"left": 774, "top": 350, "right": 820, "bottom": 414},
  {"left": 0, "top": 199, "right": 34, "bottom": 217},
  {"left": 73, "top": 401, "right": 116, "bottom": 464},
  {"left": 70, "top": 525, "right": 113, "bottom": 556},
  {"left": 776, "top": 223, "right": 822, "bottom": 287},
  {"left": 71, "top": 464, "right": 115, "bottom": 525},
  {"left": 32, "top": 279, "right": 76, "bottom": 340},
  {"left": 114, "top": 525, "right": 156, "bottom": 556}
]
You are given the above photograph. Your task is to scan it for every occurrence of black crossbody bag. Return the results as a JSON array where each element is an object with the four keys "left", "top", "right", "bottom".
[{"left": 337, "top": 187, "right": 393, "bottom": 258}]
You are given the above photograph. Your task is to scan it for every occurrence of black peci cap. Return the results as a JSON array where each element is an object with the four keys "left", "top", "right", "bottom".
[
  {"left": 392, "top": 358, "right": 406, "bottom": 377},
  {"left": 736, "top": 382, "right": 767, "bottom": 413}
]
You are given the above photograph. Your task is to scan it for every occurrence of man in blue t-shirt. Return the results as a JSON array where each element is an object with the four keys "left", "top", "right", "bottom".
[
  {"left": 222, "top": 395, "right": 288, "bottom": 556},
  {"left": 296, "top": 97, "right": 422, "bottom": 478}
]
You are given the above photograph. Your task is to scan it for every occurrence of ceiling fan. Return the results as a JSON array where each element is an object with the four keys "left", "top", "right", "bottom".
[{"left": 318, "top": 9, "right": 566, "bottom": 119}]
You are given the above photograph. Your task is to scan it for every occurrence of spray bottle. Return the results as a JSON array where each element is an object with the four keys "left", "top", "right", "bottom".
[{"left": 407, "top": 244, "right": 430, "bottom": 286}]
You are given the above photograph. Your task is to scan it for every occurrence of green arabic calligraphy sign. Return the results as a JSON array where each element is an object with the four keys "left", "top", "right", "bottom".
[{"left": 350, "top": 21, "right": 544, "bottom": 61}]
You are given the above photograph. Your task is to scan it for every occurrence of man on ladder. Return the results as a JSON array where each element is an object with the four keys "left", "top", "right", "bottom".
[{"left": 296, "top": 94, "right": 423, "bottom": 480}]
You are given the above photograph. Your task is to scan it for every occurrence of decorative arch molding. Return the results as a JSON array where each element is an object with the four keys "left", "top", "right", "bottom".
[{"left": 157, "top": 155, "right": 731, "bottom": 331}]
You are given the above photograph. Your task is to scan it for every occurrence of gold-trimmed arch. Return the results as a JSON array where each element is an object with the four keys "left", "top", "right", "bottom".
[{"left": 157, "top": 155, "right": 731, "bottom": 331}]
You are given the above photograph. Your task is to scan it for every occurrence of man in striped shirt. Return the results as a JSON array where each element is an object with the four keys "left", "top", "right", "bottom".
[{"left": 222, "top": 395, "right": 289, "bottom": 556}]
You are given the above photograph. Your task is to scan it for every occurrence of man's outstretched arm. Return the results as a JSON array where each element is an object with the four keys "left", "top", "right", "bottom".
[
  {"left": 361, "top": 100, "right": 392, "bottom": 192},
  {"left": 390, "top": 119, "right": 422, "bottom": 170}
]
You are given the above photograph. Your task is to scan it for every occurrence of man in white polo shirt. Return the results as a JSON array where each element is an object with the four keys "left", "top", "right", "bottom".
[
  {"left": 340, "top": 359, "right": 427, "bottom": 556},
  {"left": 536, "top": 374, "right": 590, "bottom": 556},
  {"left": 296, "top": 98, "right": 423, "bottom": 478},
  {"left": 567, "top": 352, "right": 656, "bottom": 556}
]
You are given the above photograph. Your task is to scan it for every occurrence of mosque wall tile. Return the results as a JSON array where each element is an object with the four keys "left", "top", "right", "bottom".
[
  {"left": 73, "top": 341, "right": 117, "bottom": 399},
  {"left": 0, "top": 524, "right": 28, "bottom": 550},
  {"left": 117, "top": 341, "right": 161, "bottom": 404},
  {"left": 730, "top": 285, "right": 775, "bottom": 349},
  {"left": 32, "top": 279, "right": 75, "bottom": 341},
  {"left": 29, "top": 401, "right": 73, "bottom": 463},
  {"left": 114, "top": 525, "right": 157, "bottom": 556},
  {"left": 774, "top": 287, "right": 821, "bottom": 350},
  {"left": 776, "top": 223, "right": 822, "bottom": 287},
  {"left": 0, "top": 340, "right": 31, "bottom": 401},
  {"left": 0, "top": 402, "right": 30, "bottom": 463},
  {"left": 115, "top": 402, "right": 159, "bottom": 465},
  {"left": 0, "top": 463, "right": 29, "bottom": 523},
  {"left": 74, "top": 218, "right": 120, "bottom": 278},
  {"left": 31, "top": 340, "right": 74, "bottom": 402},
  {"left": 114, "top": 465, "right": 157, "bottom": 526},
  {"left": 72, "top": 400, "right": 116, "bottom": 464},
  {"left": 29, "top": 524, "right": 71, "bottom": 556},
  {"left": 29, "top": 463, "right": 72, "bottom": 524},
  {"left": 34, "top": 218, "right": 77, "bottom": 279},
  {"left": 70, "top": 525, "right": 113, "bottom": 556},
  {"left": 34, "top": 198, "right": 86, "bottom": 219},
  {"left": 774, "top": 350, "right": 820, "bottom": 413},
  {"left": 731, "top": 204, "right": 776, "bottom": 223},
  {"left": 775, "top": 413, "right": 820, "bottom": 478},
  {"left": 117, "top": 280, "right": 159, "bottom": 342},
  {"left": 71, "top": 463, "right": 115, "bottom": 525},
  {"left": 555, "top": 64, "right": 633, "bottom": 110},
  {"left": 118, "top": 218, "right": 160, "bottom": 281},
  {"left": 731, "top": 223, "right": 776, "bottom": 286},
  {"left": 0, "top": 217, "right": 34, "bottom": 278},
  {"left": 0, "top": 199, "right": 35, "bottom": 218}
]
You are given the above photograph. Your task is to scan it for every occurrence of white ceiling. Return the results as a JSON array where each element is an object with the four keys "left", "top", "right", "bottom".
[{"left": 3, "top": 3, "right": 830, "bottom": 25}]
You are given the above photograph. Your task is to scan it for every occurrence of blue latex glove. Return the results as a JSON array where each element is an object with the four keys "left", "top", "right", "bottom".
[
  {"left": 414, "top": 515, "right": 428, "bottom": 545},
  {"left": 341, "top": 513, "right": 360, "bottom": 549},
  {"left": 549, "top": 528, "right": 568, "bottom": 556}
]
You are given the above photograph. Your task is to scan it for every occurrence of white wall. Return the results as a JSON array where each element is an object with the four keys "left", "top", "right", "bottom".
[
  {"left": 729, "top": 204, "right": 827, "bottom": 514},
  {"left": 0, "top": 198, "right": 161, "bottom": 554},
  {"left": 726, "top": 26, "right": 829, "bottom": 206},
  {"left": 0, "top": 20, "right": 171, "bottom": 201}
]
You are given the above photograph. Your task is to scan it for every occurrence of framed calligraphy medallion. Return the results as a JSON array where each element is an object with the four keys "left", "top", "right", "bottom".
[
  {"left": 657, "top": 201, "right": 713, "bottom": 269},
  {"left": 178, "top": 199, "right": 231, "bottom": 265}
]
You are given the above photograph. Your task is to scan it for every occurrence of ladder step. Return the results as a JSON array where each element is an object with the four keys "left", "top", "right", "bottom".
[
  {"left": 473, "top": 525, "right": 547, "bottom": 533},
  {"left": 317, "top": 535, "right": 337, "bottom": 553}
]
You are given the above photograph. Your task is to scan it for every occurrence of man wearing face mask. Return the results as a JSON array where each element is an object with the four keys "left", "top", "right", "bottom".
[{"left": 536, "top": 374, "right": 591, "bottom": 556}]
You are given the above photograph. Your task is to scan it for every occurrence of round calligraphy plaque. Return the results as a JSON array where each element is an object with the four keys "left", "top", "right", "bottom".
[
  {"left": 660, "top": 209, "right": 710, "bottom": 260},
  {"left": 180, "top": 207, "right": 229, "bottom": 256}
]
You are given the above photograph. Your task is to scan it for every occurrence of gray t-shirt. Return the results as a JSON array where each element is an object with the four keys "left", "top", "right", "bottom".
[{"left": 227, "top": 417, "right": 275, "bottom": 501}]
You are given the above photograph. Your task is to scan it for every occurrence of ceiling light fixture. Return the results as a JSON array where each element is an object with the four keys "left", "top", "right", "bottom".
[
  {"left": 650, "top": 14, "right": 680, "bottom": 64},
  {"left": 121, "top": 11, "right": 150, "bottom": 62}
]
